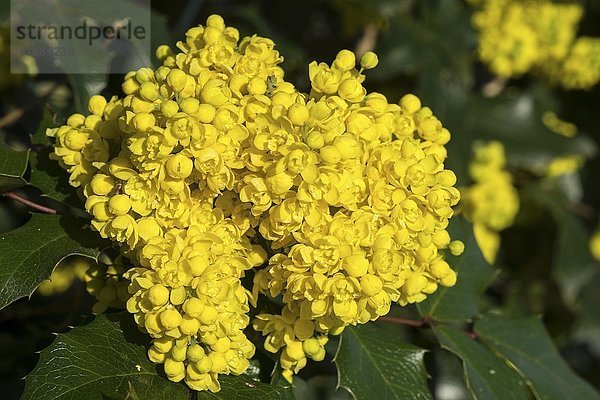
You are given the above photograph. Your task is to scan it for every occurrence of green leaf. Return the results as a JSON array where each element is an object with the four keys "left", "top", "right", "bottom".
[
  {"left": 28, "top": 111, "right": 83, "bottom": 207},
  {"left": 29, "top": 149, "right": 83, "bottom": 207},
  {"left": 335, "top": 323, "right": 432, "bottom": 400},
  {"left": 474, "top": 316, "right": 600, "bottom": 400},
  {"left": 0, "top": 140, "right": 30, "bottom": 192},
  {"left": 432, "top": 325, "right": 528, "bottom": 400},
  {"left": 0, "top": 213, "right": 106, "bottom": 309},
  {"left": 197, "top": 374, "right": 295, "bottom": 400},
  {"left": 22, "top": 313, "right": 189, "bottom": 400},
  {"left": 417, "top": 217, "right": 496, "bottom": 322},
  {"left": 30, "top": 110, "right": 57, "bottom": 146}
]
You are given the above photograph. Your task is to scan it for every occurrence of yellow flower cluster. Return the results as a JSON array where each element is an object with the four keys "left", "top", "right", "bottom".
[
  {"left": 545, "top": 37, "right": 600, "bottom": 90},
  {"left": 37, "top": 256, "right": 89, "bottom": 296},
  {"left": 47, "top": 15, "right": 463, "bottom": 390},
  {"left": 461, "top": 141, "right": 519, "bottom": 263},
  {"left": 472, "top": 0, "right": 600, "bottom": 89}
]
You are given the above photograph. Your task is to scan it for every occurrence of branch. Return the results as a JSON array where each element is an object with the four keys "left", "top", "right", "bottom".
[
  {"left": 2, "top": 191, "right": 58, "bottom": 214},
  {"left": 379, "top": 315, "right": 478, "bottom": 339},
  {"left": 378, "top": 315, "right": 428, "bottom": 327}
]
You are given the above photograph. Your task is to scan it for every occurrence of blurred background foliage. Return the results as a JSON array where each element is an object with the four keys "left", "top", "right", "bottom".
[{"left": 1, "top": 0, "right": 600, "bottom": 399}]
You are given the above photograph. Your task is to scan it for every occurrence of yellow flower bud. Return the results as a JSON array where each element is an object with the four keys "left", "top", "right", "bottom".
[
  {"left": 171, "top": 345, "right": 187, "bottom": 362},
  {"left": 212, "top": 337, "right": 231, "bottom": 353},
  {"left": 194, "top": 355, "right": 213, "bottom": 373},
  {"left": 153, "top": 337, "right": 173, "bottom": 353},
  {"left": 320, "top": 145, "right": 342, "bottom": 164},
  {"left": 306, "top": 131, "right": 325, "bottom": 149},
  {"left": 164, "top": 358, "right": 185, "bottom": 381},
  {"left": 206, "top": 14, "right": 225, "bottom": 30},
  {"left": 187, "top": 344, "right": 205, "bottom": 362},
  {"left": 148, "top": 347, "right": 166, "bottom": 363},
  {"left": 344, "top": 254, "right": 369, "bottom": 277},
  {"left": 89, "top": 174, "right": 115, "bottom": 196},
  {"left": 288, "top": 104, "right": 309, "bottom": 125},
  {"left": 333, "top": 49, "right": 356, "bottom": 71},
  {"left": 167, "top": 69, "right": 188, "bottom": 92},
  {"left": 404, "top": 275, "right": 427, "bottom": 296},
  {"left": 338, "top": 78, "right": 366, "bottom": 102},
  {"left": 122, "top": 78, "right": 139, "bottom": 95},
  {"left": 148, "top": 284, "right": 169, "bottom": 306},
  {"left": 441, "top": 270, "right": 457, "bottom": 287},
  {"left": 198, "top": 306, "right": 218, "bottom": 325},
  {"left": 88, "top": 95, "right": 107, "bottom": 116},
  {"left": 180, "top": 98, "right": 199, "bottom": 115},
  {"left": 184, "top": 255, "right": 209, "bottom": 276},
  {"left": 334, "top": 136, "right": 360, "bottom": 160},
  {"left": 84, "top": 115, "right": 101, "bottom": 130},
  {"left": 91, "top": 203, "right": 110, "bottom": 221},
  {"left": 108, "top": 194, "right": 132, "bottom": 215},
  {"left": 166, "top": 154, "right": 193, "bottom": 179},
  {"left": 155, "top": 45, "right": 172, "bottom": 61},
  {"left": 135, "top": 67, "right": 154, "bottom": 83},
  {"left": 247, "top": 77, "right": 267, "bottom": 95},
  {"left": 64, "top": 129, "right": 88, "bottom": 151},
  {"left": 360, "top": 51, "right": 379, "bottom": 70},
  {"left": 302, "top": 338, "right": 321, "bottom": 357},
  {"left": 285, "top": 341, "right": 305, "bottom": 361},
  {"left": 161, "top": 100, "right": 179, "bottom": 118},
  {"left": 429, "top": 260, "right": 451, "bottom": 279},
  {"left": 170, "top": 286, "right": 187, "bottom": 305},
  {"left": 197, "top": 104, "right": 216, "bottom": 123},
  {"left": 139, "top": 82, "right": 159, "bottom": 101},
  {"left": 183, "top": 297, "right": 204, "bottom": 317},
  {"left": 400, "top": 93, "right": 421, "bottom": 114},
  {"left": 67, "top": 114, "right": 85, "bottom": 128},
  {"left": 132, "top": 112, "right": 156, "bottom": 132},
  {"left": 449, "top": 240, "right": 465, "bottom": 256},
  {"left": 137, "top": 218, "right": 161, "bottom": 242},
  {"left": 159, "top": 308, "right": 183, "bottom": 330},
  {"left": 180, "top": 315, "right": 200, "bottom": 335},
  {"left": 360, "top": 274, "right": 383, "bottom": 296}
]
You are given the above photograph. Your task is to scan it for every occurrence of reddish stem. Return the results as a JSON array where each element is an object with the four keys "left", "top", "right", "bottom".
[
  {"left": 379, "top": 315, "right": 427, "bottom": 327},
  {"left": 2, "top": 191, "right": 57, "bottom": 214}
]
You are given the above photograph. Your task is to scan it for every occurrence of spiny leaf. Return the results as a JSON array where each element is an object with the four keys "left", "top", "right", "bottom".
[
  {"left": 335, "top": 323, "right": 432, "bottom": 400},
  {"left": 0, "top": 213, "right": 107, "bottom": 309},
  {"left": 433, "top": 325, "right": 528, "bottom": 400},
  {"left": 474, "top": 316, "right": 600, "bottom": 400},
  {"left": 197, "top": 374, "right": 295, "bottom": 400},
  {"left": 0, "top": 140, "right": 30, "bottom": 192},
  {"left": 22, "top": 313, "right": 189, "bottom": 400}
]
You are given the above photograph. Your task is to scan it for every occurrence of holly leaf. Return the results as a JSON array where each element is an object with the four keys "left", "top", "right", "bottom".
[
  {"left": 22, "top": 313, "right": 189, "bottom": 400},
  {"left": 474, "top": 316, "right": 600, "bottom": 400},
  {"left": 432, "top": 325, "right": 528, "bottom": 400},
  {"left": 0, "top": 140, "right": 30, "bottom": 192},
  {"left": 335, "top": 323, "right": 432, "bottom": 400},
  {"left": 197, "top": 374, "right": 295, "bottom": 400},
  {"left": 417, "top": 217, "right": 496, "bottom": 322},
  {"left": 0, "top": 214, "right": 106, "bottom": 309}
]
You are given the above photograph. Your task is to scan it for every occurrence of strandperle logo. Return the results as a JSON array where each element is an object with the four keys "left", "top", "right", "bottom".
[
  {"left": 14, "top": 19, "right": 147, "bottom": 47},
  {"left": 10, "top": 0, "right": 151, "bottom": 74}
]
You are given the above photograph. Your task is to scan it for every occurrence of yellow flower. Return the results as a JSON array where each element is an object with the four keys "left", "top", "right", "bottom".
[{"left": 48, "top": 13, "right": 463, "bottom": 390}]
